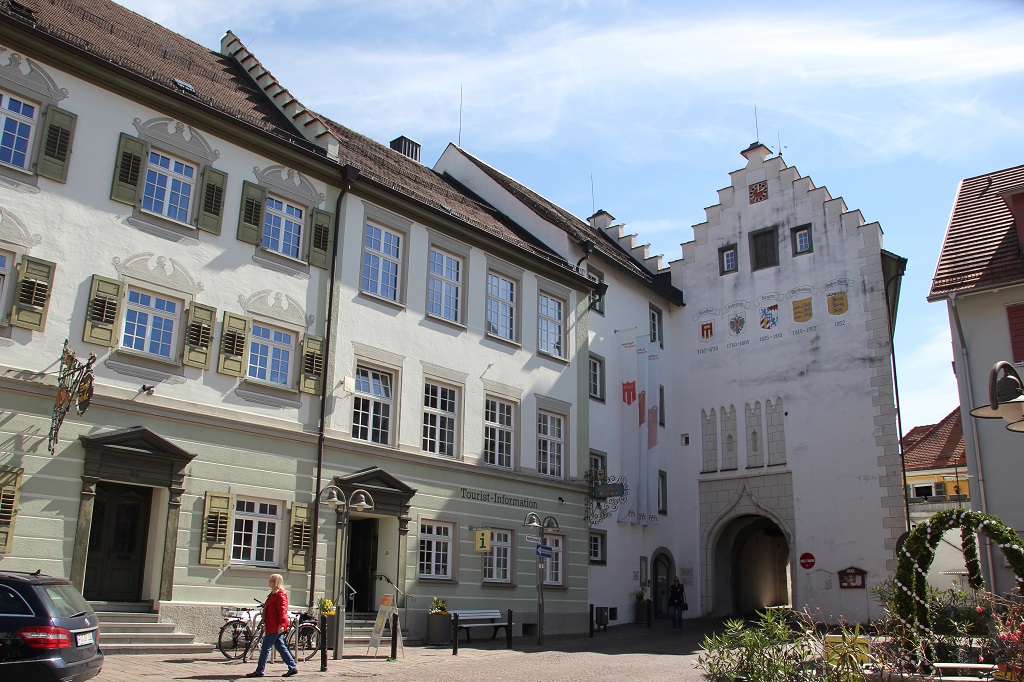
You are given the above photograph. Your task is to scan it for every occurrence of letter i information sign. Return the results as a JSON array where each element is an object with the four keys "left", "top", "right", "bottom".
[{"left": 475, "top": 529, "right": 491, "bottom": 553}]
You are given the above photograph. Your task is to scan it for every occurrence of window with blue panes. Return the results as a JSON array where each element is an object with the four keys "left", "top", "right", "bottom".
[
  {"left": 361, "top": 223, "right": 402, "bottom": 301},
  {"left": 122, "top": 288, "right": 180, "bottom": 359},
  {"left": 142, "top": 151, "right": 195, "bottom": 223},
  {"left": 427, "top": 248, "right": 461, "bottom": 322},
  {"left": 263, "top": 196, "right": 303, "bottom": 259},
  {"left": 0, "top": 92, "right": 36, "bottom": 170},
  {"left": 486, "top": 271, "right": 516, "bottom": 340},
  {"left": 247, "top": 323, "right": 293, "bottom": 386}
]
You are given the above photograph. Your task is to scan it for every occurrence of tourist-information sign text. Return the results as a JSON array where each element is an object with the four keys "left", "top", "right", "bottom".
[{"left": 593, "top": 482, "right": 625, "bottom": 499}]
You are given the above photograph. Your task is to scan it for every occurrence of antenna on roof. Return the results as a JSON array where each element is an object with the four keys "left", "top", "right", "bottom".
[
  {"left": 591, "top": 174, "right": 595, "bottom": 217},
  {"left": 754, "top": 104, "right": 759, "bottom": 143},
  {"left": 775, "top": 131, "right": 787, "bottom": 157},
  {"left": 458, "top": 84, "right": 463, "bottom": 148}
]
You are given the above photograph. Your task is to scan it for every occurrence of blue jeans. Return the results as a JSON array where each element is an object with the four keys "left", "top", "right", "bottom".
[
  {"left": 255, "top": 630, "right": 297, "bottom": 673},
  {"left": 669, "top": 605, "right": 683, "bottom": 629}
]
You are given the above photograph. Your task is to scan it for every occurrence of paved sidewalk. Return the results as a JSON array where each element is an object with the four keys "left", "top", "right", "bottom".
[{"left": 95, "top": 618, "right": 719, "bottom": 681}]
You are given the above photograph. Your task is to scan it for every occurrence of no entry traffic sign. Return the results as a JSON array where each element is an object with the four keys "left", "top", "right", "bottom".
[{"left": 799, "top": 552, "right": 815, "bottom": 569}]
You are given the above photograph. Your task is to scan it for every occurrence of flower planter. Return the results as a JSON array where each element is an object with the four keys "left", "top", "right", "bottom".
[
  {"left": 425, "top": 612, "right": 451, "bottom": 645},
  {"left": 634, "top": 601, "right": 650, "bottom": 625}
]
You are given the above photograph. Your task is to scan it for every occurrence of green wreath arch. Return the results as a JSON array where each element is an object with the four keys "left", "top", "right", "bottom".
[{"left": 893, "top": 509, "right": 1024, "bottom": 663}]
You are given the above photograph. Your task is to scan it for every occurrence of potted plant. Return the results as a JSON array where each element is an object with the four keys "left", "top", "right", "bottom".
[
  {"left": 425, "top": 596, "right": 451, "bottom": 645},
  {"left": 632, "top": 586, "right": 651, "bottom": 625},
  {"left": 317, "top": 596, "right": 337, "bottom": 649}
]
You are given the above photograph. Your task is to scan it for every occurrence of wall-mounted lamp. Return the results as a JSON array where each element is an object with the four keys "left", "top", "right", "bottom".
[
  {"left": 589, "top": 281, "right": 609, "bottom": 311},
  {"left": 969, "top": 361, "right": 1024, "bottom": 430},
  {"left": 140, "top": 384, "right": 155, "bottom": 395},
  {"left": 575, "top": 239, "right": 595, "bottom": 269},
  {"left": 558, "top": 496, "right": 565, "bottom": 505}
]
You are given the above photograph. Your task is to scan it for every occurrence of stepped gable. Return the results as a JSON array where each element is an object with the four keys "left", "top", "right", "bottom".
[
  {"left": 0, "top": 0, "right": 303, "bottom": 143},
  {"left": 451, "top": 146, "right": 660, "bottom": 285},
  {"left": 903, "top": 408, "right": 965, "bottom": 471},
  {"left": 317, "top": 117, "right": 574, "bottom": 273},
  {"left": 929, "top": 163, "right": 1024, "bottom": 300}
]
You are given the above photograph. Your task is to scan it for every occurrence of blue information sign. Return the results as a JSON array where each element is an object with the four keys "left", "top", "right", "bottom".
[{"left": 536, "top": 544, "right": 553, "bottom": 558}]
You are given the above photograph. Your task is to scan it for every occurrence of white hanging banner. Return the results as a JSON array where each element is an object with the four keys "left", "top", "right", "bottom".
[{"left": 616, "top": 329, "right": 639, "bottom": 524}]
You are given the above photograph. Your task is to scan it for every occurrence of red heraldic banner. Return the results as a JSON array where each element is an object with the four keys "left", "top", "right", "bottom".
[{"left": 616, "top": 329, "right": 639, "bottom": 524}]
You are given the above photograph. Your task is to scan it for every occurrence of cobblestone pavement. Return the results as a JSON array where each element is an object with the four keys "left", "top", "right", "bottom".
[{"left": 95, "top": 618, "right": 720, "bottom": 681}]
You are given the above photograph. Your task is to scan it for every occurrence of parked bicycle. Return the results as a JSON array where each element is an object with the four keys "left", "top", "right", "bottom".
[
  {"left": 218, "top": 602, "right": 261, "bottom": 660},
  {"left": 235, "top": 600, "right": 321, "bottom": 663}
]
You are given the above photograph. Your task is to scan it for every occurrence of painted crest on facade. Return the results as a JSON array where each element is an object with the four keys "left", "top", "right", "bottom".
[
  {"left": 792, "top": 297, "right": 813, "bottom": 323},
  {"left": 729, "top": 313, "right": 746, "bottom": 336},
  {"left": 827, "top": 291, "right": 848, "bottom": 316},
  {"left": 760, "top": 304, "right": 779, "bottom": 330},
  {"left": 621, "top": 381, "right": 636, "bottom": 406},
  {"left": 701, "top": 320, "right": 715, "bottom": 342}
]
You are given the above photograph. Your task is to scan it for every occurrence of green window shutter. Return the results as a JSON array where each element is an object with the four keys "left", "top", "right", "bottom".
[
  {"left": 110, "top": 133, "right": 146, "bottom": 206},
  {"left": 36, "top": 105, "right": 77, "bottom": 183},
  {"left": 287, "top": 501, "right": 312, "bottom": 572},
  {"left": 217, "top": 311, "right": 249, "bottom": 377},
  {"left": 308, "top": 209, "right": 333, "bottom": 270},
  {"left": 183, "top": 302, "right": 217, "bottom": 369},
  {"left": 200, "top": 491, "right": 232, "bottom": 566},
  {"left": 0, "top": 466, "right": 23, "bottom": 554},
  {"left": 82, "top": 275, "right": 123, "bottom": 347},
  {"left": 299, "top": 334, "right": 324, "bottom": 395},
  {"left": 236, "top": 181, "right": 266, "bottom": 245},
  {"left": 10, "top": 256, "right": 56, "bottom": 332},
  {"left": 935, "top": 481, "right": 946, "bottom": 497},
  {"left": 197, "top": 166, "right": 228, "bottom": 234}
]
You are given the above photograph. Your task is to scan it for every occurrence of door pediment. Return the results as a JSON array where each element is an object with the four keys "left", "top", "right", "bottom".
[
  {"left": 331, "top": 467, "right": 416, "bottom": 518},
  {"left": 79, "top": 426, "right": 195, "bottom": 489}
]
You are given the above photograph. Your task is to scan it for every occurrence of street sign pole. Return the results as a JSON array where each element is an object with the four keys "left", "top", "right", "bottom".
[{"left": 537, "top": 552, "right": 545, "bottom": 646}]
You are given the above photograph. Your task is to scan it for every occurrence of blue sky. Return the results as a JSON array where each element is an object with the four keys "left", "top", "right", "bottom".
[{"left": 118, "top": 0, "right": 1024, "bottom": 431}]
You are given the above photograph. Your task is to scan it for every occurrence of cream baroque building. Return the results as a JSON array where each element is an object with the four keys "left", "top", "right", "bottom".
[{"left": 0, "top": 0, "right": 906, "bottom": 646}]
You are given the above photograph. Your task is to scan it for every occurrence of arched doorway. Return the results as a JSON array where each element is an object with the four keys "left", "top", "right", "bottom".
[
  {"left": 713, "top": 515, "right": 791, "bottom": 616},
  {"left": 651, "top": 551, "right": 673, "bottom": 618}
]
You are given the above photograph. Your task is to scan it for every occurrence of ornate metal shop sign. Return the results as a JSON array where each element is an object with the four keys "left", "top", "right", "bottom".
[
  {"left": 584, "top": 468, "right": 628, "bottom": 526},
  {"left": 47, "top": 340, "right": 96, "bottom": 454}
]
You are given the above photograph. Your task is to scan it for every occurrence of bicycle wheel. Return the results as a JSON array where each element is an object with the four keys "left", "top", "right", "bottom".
[
  {"left": 243, "top": 624, "right": 265, "bottom": 664},
  {"left": 291, "top": 622, "right": 322, "bottom": 661},
  {"left": 217, "top": 620, "right": 252, "bottom": 660}
]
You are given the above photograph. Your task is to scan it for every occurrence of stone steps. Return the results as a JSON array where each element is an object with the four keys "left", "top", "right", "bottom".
[{"left": 91, "top": 602, "right": 215, "bottom": 656}]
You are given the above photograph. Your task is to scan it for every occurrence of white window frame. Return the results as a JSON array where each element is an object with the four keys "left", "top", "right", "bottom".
[
  {"left": 361, "top": 221, "right": 403, "bottom": 302},
  {"left": 537, "top": 410, "right": 564, "bottom": 478},
  {"left": 352, "top": 364, "right": 395, "bottom": 445},
  {"left": 427, "top": 246, "right": 463, "bottom": 324},
  {"left": 587, "top": 267, "right": 605, "bottom": 314},
  {"left": 484, "top": 396, "right": 516, "bottom": 469},
  {"left": 231, "top": 495, "right": 283, "bottom": 567},
  {"left": 588, "top": 354, "right": 605, "bottom": 401},
  {"left": 262, "top": 194, "right": 305, "bottom": 260},
  {"left": 543, "top": 534, "right": 564, "bottom": 586},
  {"left": 720, "top": 244, "right": 738, "bottom": 274},
  {"left": 792, "top": 224, "right": 813, "bottom": 255},
  {"left": 418, "top": 520, "right": 454, "bottom": 580},
  {"left": 0, "top": 89, "right": 38, "bottom": 171},
  {"left": 650, "top": 305, "right": 664, "bottom": 348},
  {"left": 486, "top": 270, "right": 518, "bottom": 342},
  {"left": 422, "top": 380, "right": 459, "bottom": 457},
  {"left": 589, "top": 530, "right": 607, "bottom": 564},
  {"left": 482, "top": 528, "right": 512, "bottom": 584},
  {"left": 538, "top": 291, "right": 566, "bottom": 358},
  {"left": 589, "top": 450, "right": 606, "bottom": 475},
  {"left": 0, "top": 249, "right": 11, "bottom": 324},
  {"left": 912, "top": 483, "right": 934, "bottom": 498},
  {"left": 246, "top": 321, "right": 295, "bottom": 387},
  {"left": 141, "top": 149, "right": 196, "bottom": 225},
  {"left": 120, "top": 285, "right": 183, "bottom": 361}
]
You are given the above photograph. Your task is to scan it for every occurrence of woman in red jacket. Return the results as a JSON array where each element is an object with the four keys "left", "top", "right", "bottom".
[{"left": 247, "top": 573, "right": 298, "bottom": 677}]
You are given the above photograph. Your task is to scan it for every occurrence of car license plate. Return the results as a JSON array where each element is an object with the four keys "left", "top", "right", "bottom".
[{"left": 76, "top": 631, "right": 94, "bottom": 646}]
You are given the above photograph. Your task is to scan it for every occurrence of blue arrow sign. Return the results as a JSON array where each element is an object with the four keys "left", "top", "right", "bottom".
[{"left": 536, "top": 544, "right": 553, "bottom": 558}]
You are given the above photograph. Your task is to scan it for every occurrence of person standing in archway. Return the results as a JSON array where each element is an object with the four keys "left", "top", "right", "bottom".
[{"left": 668, "top": 576, "right": 687, "bottom": 630}]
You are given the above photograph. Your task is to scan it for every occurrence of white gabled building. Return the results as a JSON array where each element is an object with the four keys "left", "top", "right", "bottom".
[{"left": 439, "top": 141, "right": 907, "bottom": 624}]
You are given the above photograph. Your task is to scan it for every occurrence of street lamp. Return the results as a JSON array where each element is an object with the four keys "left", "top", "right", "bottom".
[
  {"left": 969, "top": 361, "right": 1024, "bottom": 428},
  {"left": 524, "top": 512, "right": 559, "bottom": 646},
  {"left": 318, "top": 485, "right": 374, "bottom": 663}
]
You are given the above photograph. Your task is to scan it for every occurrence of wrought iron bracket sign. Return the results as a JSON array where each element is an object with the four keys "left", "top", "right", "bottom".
[
  {"left": 584, "top": 469, "right": 628, "bottom": 526},
  {"left": 47, "top": 339, "right": 96, "bottom": 454}
]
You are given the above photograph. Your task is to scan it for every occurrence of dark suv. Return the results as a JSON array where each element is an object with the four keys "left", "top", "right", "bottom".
[{"left": 0, "top": 570, "right": 103, "bottom": 682}]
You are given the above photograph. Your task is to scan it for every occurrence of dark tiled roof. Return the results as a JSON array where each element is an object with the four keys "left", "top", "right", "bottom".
[
  {"left": 318, "top": 118, "right": 574, "bottom": 272},
  {"left": 2, "top": 0, "right": 579, "bottom": 276},
  {"left": 0, "top": 0, "right": 309, "bottom": 145},
  {"left": 903, "top": 408, "right": 965, "bottom": 471},
  {"left": 929, "top": 164, "right": 1024, "bottom": 300},
  {"left": 453, "top": 148, "right": 667, "bottom": 287},
  {"left": 901, "top": 424, "right": 933, "bottom": 450}
]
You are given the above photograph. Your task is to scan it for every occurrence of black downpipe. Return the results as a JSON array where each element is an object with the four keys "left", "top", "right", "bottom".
[
  {"left": 308, "top": 164, "right": 361, "bottom": 608},
  {"left": 884, "top": 262, "right": 910, "bottom": 532}
]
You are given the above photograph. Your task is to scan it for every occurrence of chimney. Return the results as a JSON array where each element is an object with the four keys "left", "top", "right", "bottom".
[
  {"left": 390, "top": 136, "right": 420, "bottom": 162},
  {"left": 588, "top": 210, "right": 615, "bottom": 231}
]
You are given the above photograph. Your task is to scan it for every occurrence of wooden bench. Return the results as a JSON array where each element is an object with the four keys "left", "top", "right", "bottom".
[
  {"left": 931, "top": 661, "right": 998, "bottom": 681},
  {"left": 450, "top": 609, "right": 512, "bottom": 643}
]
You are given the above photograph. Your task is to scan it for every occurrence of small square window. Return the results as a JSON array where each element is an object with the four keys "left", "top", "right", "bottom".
[
  {"left": 649, "top": 306, "right": 663, "bottom": 348},
  {"left": 719, "top": 245, "right": 738, "bottom": 275},
  {"left": 589, "top": 450, "right": 606, "bottom": 475},
  {"left": 749, "top": 226, "right": 779, "bottom": 271},
  {"left": 589, "top": 531, "right": 607, "bottom": 564},
  {"left": 791, "top": 224, "right": 813, "bottom": 255}
]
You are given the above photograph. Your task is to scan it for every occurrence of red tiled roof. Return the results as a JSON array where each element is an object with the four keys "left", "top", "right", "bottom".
[
  {"left": 901, "top": 424, "right": 934, "bottom": 450},
  {"left": 903, "top": 408, "right": 965, "bottom": 471},
  {"left": 1, "top": 0, "right": 305, "bottom": 142},
  {"left": 929, "top": 164, "right": 1024, "bottom": 300}
]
